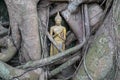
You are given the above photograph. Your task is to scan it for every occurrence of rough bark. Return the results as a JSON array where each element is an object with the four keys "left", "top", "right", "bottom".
[
  {"left": 0, "top": 24, "right": 17, "bottom": 62},
  {"left": 61, "top": 5, "right": 83, "bottom": 43},
  {"left": 0, "top": 0, "right": 119, "bottom": 80},
  {"left": 113, "top": 0, "right": 120, "bottom": 79},
  {"left": 50, "top": 3, "right": 67, "bottom": 17},
  {"left": 17, "top": 40, "right": 86, "bottom": 69},
  {"left": 49, "top": 55, "right": 80, "bottom": 78},
  {"left": 61, "top": 3, "right": 103, "bottom": 43},
  {"left": 0, "top": 61, "right": 45, "bottom": 80},
  {"left": 0, "top": 37, "right": 17, "bottom": 62},
  {"left": 37, "top": 0, "right": 49, "bottom": 58},
  {"left": 4, "top": 0, "right": 41, "bottom": 62},
  {"left": 0, "top": 1, "right": 46, "bottom": 79},
  {"left": 73, "top": 9, "right": 116, "bottom": 80}
]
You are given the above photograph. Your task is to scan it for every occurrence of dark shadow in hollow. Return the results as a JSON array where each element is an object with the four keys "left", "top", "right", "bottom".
[
  {"left": 0, "top": 0, "right": 20, "bottom": 67},
  {"left": 0, "top": 0, "right": 9, "bottom": 28}
]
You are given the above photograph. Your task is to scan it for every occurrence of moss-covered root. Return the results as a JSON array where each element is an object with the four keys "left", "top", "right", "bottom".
[
  {"left": 0, "top": 61, "right": 45, "bottom": 80},
  {"left": 73, "top": 9, "right": 115, "bottom": 80},
  {"left": 17, "top": 40, "right": 86, "bottom": 69},
  {"left": 113, "top": 0, "right": 120, "bottom": 79},
  {"left": 49, "top": 55, "right": 80, "bottom": 77}
]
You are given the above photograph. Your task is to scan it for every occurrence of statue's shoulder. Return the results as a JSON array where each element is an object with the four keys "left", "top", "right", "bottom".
[
  {"left": 50, "top": 26, "right": 56, "bottom": 29},
  {"left": 61, "top": 26, "right": 66, "bottom": 29}
]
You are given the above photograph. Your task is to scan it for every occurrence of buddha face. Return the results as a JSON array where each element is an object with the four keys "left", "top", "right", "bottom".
[{"left": 55, "top": 19, "right": 62, "bottom": 26}]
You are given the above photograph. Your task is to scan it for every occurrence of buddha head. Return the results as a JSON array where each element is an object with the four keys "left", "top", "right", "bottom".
[{"left": 55, "top": 12, "right": 62, "bottom": 26}]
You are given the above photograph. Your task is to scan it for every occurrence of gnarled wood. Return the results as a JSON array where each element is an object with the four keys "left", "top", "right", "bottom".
[
  {"left": 17, "top": 39, "right": 86, "bottom": 69},
  {"left": 37, "top": 0, "right": 49, "bottom": 58},
  {"left": 0, "top": 61, "right": 45, "bottom": 80},
  {"left": 73, "top": 9, "right": 115, "bottom": 80},
  {"left": 0, "top": 38, "right": 17, "bottom": 62},
  {"left": 113, "top": 0, "right": 120, "bottom": 79},
  {"left": 4, "top": 0, "right": 41, "bottom": 62}
]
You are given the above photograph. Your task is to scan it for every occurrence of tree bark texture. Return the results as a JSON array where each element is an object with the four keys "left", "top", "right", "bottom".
[
  {"left": 0, "top": 0, "right": 119, "bottom": 80},
  {"left": 113, "top": 0, "right": 120, "bottom": 79},
  {"left": 37, "top": 0, "right": 49, "bottom": 58},
  {"left": 73, "top": 8, "right": 116, "bottom": 80},
  {"left": 4, "top": 0, "right": 41, "bottom": 62}
]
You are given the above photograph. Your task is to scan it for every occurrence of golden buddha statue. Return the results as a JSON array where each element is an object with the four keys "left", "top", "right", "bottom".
[{"left": 50, "top": 12, "right": 66, "bottom": 56}]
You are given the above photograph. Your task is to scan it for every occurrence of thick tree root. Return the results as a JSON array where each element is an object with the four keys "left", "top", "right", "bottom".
[
  {"left": 49, "top": 55, "right": 80, "bottom": 78},
  {"left": 0, "top": 38, "right": 17, "bottom": 62},
  {"left": 17, "top": 39, "right": 86, "bottom": 69},
  {"left": 0, "top": 61, "right": 45, "bottom": 80}
]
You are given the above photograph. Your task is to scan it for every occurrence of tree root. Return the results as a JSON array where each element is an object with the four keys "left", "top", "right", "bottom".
[
  {"left": 0, "top": 60, "right": 45, "bottom": 80},
  {"left": 0, "top": 24, "right": 16, "bottom": 62},
  {"left": 17, "top": 39, "right": 86, "bottom": 69},
  {"left": 0, "top": 37, "right": 17, "bottom": 62},
  {"left": 50, "top": 3, "right": 67, "bottom": 17},
  {"left": 46, "top": 32, "right": 62, "bottom": 52},
  {"left": 49, "top": 55, "right": 80, "bottom": 78}
]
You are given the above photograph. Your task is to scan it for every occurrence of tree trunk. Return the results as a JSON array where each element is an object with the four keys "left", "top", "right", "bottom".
[
  {"left": 4, "top": 0, "right": 41, "bottom": 62},
  {"left": 37, "top": 0, "right": 49, "bottom": 58},
  {"left": 0, "top": 60, "right": 45, "bottom": 80},
  {"left": 113, "top": 0, "right": 120, "bottom": 79},
  {"left": 73, "top": 5, "right": 116, "bottom": 80},
  {"left": 0, "top": 0, "right": 119, "bottom": 80}
]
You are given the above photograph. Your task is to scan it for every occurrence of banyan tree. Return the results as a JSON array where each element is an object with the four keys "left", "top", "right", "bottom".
[{"left": 0, "top": 0, "right": 119, "bottom": 80}]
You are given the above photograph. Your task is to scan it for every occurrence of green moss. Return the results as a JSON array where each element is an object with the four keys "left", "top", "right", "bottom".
[
  {"left": 0, "top": 63, "right": 11, "bottom": 79},
  {"left": 73, "top": 30, "right": 114, "bottom": 80}
]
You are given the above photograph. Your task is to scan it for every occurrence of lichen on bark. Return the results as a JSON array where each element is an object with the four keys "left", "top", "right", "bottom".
[{"left": 73, "top": 9, "right": 115, "bottom": 80}]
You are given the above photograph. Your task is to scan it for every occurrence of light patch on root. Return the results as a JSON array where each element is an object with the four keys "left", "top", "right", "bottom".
[
  {"left": 0, "top": 62, "right": 11, "bottom": 79},
  {"left": 73, "top": 33, "right": 114, "bottom": 80},
  {"left": 86, "top": 35, "right": 113, "bottom": 79}
]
